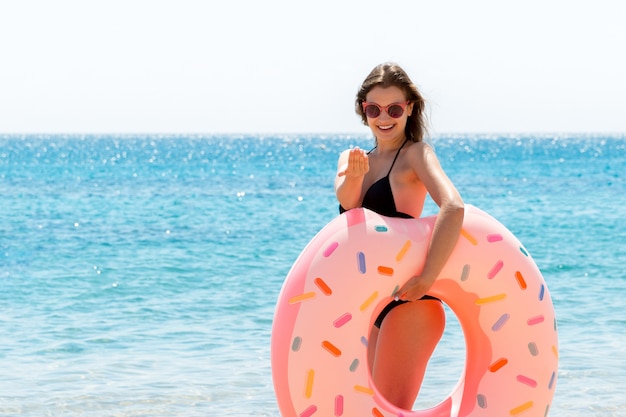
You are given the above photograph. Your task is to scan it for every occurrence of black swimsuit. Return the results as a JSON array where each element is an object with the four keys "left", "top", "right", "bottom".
[
  {"left": 339, "top": 139, "right": 410, "bottom": 217},
  {"left": 339, "top": 139, "right": 439, "bottom": 328},
  {"left": 361, "top": 141, "right": 413, "bottom": 219}
]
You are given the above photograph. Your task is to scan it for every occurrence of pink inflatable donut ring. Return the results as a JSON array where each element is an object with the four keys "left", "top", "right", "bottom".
[{"left": 271, "top": 205, "right": 558, "bottom": 417}]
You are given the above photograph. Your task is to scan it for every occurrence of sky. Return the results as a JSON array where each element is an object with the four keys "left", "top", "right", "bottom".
[{"left": 1, "top": 0, "right": 625, "bottom": 135}]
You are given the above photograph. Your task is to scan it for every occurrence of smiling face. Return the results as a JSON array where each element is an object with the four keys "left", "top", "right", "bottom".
[{"left": 364, "top": 86, "right": 414, "bottom": 146}]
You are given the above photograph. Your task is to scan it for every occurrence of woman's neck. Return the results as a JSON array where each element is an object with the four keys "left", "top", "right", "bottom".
[{"left": 374, "top": 136, "right": 408, "bottom": 154}]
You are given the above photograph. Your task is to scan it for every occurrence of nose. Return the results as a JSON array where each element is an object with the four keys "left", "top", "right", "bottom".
[{"left": 377, "top": 109, "right": 392, "bottom": 121}]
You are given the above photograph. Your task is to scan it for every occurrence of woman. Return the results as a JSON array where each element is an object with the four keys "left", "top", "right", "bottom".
[{"left": 334, "top": 63, "right": 464, "bottom": 410}]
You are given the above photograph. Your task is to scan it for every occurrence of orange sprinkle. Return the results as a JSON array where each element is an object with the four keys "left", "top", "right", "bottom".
[
  {"left": 461, "top": 229, "right": 478, "bottom": 245},
  {"left": 372, "top": 407, "right": 385, "bottom": 417},
  {"left": 314, "top": 278, "right": 332, "bottom": 295},
  {"left": 354, "top": 385, "right": 374, "bottom": 395},
  {"left": 475, "top": 293, "right": 507, "bottom": 305},
  {"left": 488, "top": 357, "right": 508, "bottom": 372},
  {"left": 321, "top": 340, "right": 341, "bottom": 357},
  {"left": 377, "top": 266, "right": 394, "bottom": 276},
  {"left": 359, "top": 291, "right": 378, "bottom": 311},
  {"left": 515, "top": 271, "right": 527, "bottom": 290},
  {"left": 304, "top": 369, "right": 314, "bottom": 398},
  {"left": 288, "top": 292, "right": 316, "bottom": 304},
  {"left": 552, "top": 345, "right": 559, "bottom": 359},
  {"left": 395, "top": 240, "right": 411, "bottom": 262},
  {"left": 510, "top": 401, "right": 533, "bottom": 415}
]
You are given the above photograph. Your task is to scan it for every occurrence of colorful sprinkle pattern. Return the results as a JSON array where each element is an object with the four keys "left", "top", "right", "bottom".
[{"left": 271, "top": 205, "right": 558, "bottom": 417}]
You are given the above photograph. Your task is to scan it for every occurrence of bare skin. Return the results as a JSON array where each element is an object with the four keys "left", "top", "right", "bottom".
[{"left": 335, "top": 86, "right": 464, "bottom": 410}]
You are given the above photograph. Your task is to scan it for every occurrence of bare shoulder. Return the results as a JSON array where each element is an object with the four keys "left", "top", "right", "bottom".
[
  {"left": 339, "top": 148, "right": 351, "bottom": 158},
  {"left": 405, "top": 141, "right": 440, "bottom": 166},
  {"left": 337, "top": 148, "right": 352, "bottom": 165},
  {"left": 336, "top": 148, "right": 356, "bottom": 172}
]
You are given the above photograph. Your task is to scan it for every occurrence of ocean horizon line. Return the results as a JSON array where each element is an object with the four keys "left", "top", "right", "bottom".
[{"left": 1, "top": 131, "right": 625, "bottom": 139}]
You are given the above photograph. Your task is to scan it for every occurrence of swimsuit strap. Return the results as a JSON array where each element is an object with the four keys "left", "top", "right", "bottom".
[
  {"left": 365, "top": 138, "right": 409, "bottom": 173},
  {"left": 386, "top": 138, "right": 409, "bottom": 176}
]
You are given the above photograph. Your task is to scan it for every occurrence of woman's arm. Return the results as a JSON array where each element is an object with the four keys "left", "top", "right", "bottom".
[
  {"left": 397, "top": 143, "right": 464, "bottom": 300},
  {"left": 334, "top": 147, "right": 369, "bottom": 210}
]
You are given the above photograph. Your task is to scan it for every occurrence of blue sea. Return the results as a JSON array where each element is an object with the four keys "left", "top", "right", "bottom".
[{"left": 0, "top": 134, "right": 624, "bottom": 416}]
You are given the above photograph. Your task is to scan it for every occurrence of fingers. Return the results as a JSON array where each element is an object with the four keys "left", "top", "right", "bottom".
[
  {"left": 394, "top": 292, "right": 408, "bottom": 302},
  {"left": 395, "top": 276, "right": 414, "bottom": 298},
  {"left": 338, "top": 147, "right": 369, "bottom": 179},
  {"left": 395, "top": 276, "right": 428, "bottom": 301},
  {"left": 346, "top": 147, "right": 368, "bottom": 177}
]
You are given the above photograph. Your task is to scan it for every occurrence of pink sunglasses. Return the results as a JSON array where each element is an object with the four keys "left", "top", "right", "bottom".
[{"left": 362, "top": 101, "right": 409, "bottom": 119}]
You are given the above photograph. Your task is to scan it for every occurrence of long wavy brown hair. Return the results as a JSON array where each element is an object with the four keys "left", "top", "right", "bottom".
[{"left": 355, "top": 63, "right": 428, "bottom": 143}]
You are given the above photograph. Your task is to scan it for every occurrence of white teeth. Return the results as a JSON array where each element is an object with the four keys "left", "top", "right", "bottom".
[{"left": 379, "top": 125, "right": 393, "bottom": 130}]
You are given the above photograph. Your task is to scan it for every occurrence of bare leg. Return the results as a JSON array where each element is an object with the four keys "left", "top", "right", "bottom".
[{"left": 371, "top": 300, "right": 445, "bottom": 410}]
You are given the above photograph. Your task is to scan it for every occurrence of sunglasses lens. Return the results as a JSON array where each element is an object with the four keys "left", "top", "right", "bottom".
[
  {"left": 387, "top": 105, "right": 405, "bottom": 118},
  {"left": 364, "top": 105, "right": 381, "bottom": 118}
]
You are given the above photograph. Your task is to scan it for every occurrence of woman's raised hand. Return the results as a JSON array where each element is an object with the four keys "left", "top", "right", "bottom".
[{"left": 338, "top": 147, "right": 369, "bottom": 178}]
